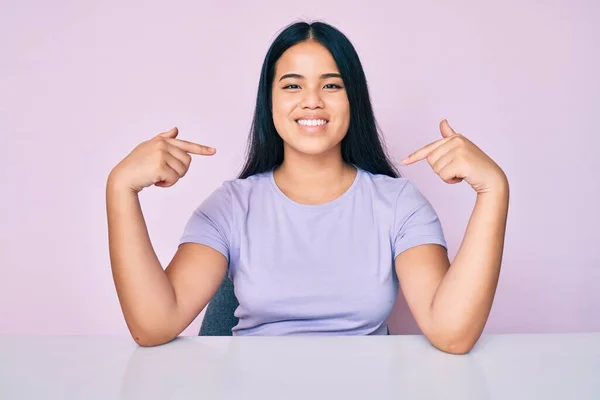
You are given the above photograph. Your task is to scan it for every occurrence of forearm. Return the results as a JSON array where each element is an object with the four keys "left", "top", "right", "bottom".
[
  {"left": 431, "top": 180, "right": 509, "bottom": 351},
  {"left": 106, "top": 175, "right": 179, "bottom": 343}
]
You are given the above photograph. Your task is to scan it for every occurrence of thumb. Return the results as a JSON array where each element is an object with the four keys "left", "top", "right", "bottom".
[
  {"left": 158, "top": 127, "right": 179, "bottom": 139},
  {"left": 440, "top": 119, "right": 456, "bottom": 138}
]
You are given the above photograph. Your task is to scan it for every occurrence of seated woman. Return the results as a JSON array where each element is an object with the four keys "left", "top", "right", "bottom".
[{"left": 106, "top": 21, "right": 509, "bottom": 353}]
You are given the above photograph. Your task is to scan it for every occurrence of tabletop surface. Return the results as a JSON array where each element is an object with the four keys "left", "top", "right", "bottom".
[{"left": 0, "top": 333, "right": 598, "bottom": 399}]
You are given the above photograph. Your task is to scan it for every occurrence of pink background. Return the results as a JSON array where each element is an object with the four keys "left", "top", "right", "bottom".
[{"left": 1, "top": 1, "right": 598, "bottom": 336}]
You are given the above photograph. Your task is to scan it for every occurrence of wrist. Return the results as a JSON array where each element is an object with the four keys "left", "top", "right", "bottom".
[
  {"left": 476, "top": 179, "right": 509, "bottom": 208},
  {"left": 107, "top": 169, "right": 139, "bottom": 196},
  {"left": 478, "top": 170, "right": 509, "bottom": 197}
]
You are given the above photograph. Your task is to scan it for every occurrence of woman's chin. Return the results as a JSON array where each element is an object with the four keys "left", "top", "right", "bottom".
[{"left": 286, "top": 141, "right": 341, "bottom": 157}]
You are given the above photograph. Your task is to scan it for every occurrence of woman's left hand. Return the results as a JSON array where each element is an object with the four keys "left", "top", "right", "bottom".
[{"left": 401, "top": 119, "right": 508, "bottom": 195}]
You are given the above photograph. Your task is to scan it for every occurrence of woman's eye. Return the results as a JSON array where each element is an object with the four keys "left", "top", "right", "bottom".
[{"left": 282, "top": 84, "right": 343, "bottom": 90}]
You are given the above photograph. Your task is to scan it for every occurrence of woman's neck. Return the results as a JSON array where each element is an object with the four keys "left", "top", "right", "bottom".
[{"left": 273, "top": 149, "right": 357, "bottom": 205}]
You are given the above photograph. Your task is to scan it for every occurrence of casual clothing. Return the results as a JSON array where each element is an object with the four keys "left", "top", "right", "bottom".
[{"left": 180, "top": 167, "right": 447, "bottom": 335}]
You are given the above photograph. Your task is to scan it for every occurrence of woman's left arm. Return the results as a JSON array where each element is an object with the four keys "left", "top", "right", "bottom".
[{"left": 396, "top": 119, "right": 509, "bottom": 354}]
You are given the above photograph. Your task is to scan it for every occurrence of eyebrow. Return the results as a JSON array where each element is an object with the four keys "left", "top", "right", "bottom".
[{"left": 278, "top": 73, "right": 342, "bottom": 81}]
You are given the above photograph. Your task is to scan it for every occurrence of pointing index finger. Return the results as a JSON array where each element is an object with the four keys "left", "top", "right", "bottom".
[
  {"left": 401, "top": 137, "right": 452, "bottom": 165},
  {"left": 165, "top": 138, "right": 216, "bottom": 155}
]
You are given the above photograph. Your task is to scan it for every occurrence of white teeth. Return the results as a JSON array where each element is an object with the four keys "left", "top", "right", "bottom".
[{"left": 297, "top": 119, "right": 328, "bottom": 126}]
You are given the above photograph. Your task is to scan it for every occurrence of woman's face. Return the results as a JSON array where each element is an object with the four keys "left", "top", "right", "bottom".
[{"left": 271, "top": 41, "right": 350, "bottom": 157}]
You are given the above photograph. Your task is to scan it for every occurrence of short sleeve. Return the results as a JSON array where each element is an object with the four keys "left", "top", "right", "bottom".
[
  {"left": 393, "top": 180, "right": 447, "bottom": 259},
  {"left": 179, "top": 183, "right": 232, "bottom": 262}
]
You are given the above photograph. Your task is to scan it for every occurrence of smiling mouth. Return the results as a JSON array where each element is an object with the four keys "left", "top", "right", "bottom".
[
  {"left": 295, "top": 118, "right": 329, "bottom": 127},
  {"left": 295, "top": 119, "right": 329, "bottom": 134}
]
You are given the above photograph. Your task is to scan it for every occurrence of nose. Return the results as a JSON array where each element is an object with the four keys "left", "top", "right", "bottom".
[{"left": 300, "top": 87, "right": 324, "bottom": 109}]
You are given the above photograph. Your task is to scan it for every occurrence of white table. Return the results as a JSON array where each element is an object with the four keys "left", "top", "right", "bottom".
[{"left": 0, "top": 333, "right": 598, "bottom": 399}]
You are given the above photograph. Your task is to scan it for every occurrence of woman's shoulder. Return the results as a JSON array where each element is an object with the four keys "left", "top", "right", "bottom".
[
  {"left": 203, "top": 170, "right": 272, "bottom": 202},
  {"left": 188, "top": 171, "right": 272, "bottom": 216},
  {"left": 221, "top": 170, "right": 272, "bottom": 192},
  {"left": 359, "top": 168, "right": 412, "bottom": 194},
  {"left": 358, "top": 168, "right": 432, "bottom": 207}
]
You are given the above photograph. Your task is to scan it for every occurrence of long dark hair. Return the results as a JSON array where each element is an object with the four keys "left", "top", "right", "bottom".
[{"left": 238, "top": 21, "right": 400, "bottom": 179}]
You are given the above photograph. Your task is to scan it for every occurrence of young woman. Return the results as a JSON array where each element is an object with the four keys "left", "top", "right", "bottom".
[{"left": 106, "top": 21, "right": 509, "bottom": 353}]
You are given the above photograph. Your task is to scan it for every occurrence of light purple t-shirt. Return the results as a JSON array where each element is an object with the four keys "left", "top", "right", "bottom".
[{"left": 179, "top": 167, "right": 447, "bottom": 336}]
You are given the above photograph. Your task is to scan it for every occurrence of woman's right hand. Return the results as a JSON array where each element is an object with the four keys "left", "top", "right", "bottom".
[{"left": 108, "top": 127, "right": 216, "bottom": 193}]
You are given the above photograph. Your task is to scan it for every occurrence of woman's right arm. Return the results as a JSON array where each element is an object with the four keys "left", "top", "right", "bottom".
[{"left": 106, "top": 127, "right": 226, "bottom": 347}]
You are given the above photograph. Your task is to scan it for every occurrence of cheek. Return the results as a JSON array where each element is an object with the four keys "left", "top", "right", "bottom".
[
  {"left": 332, "top": 99, "right": 351, "bottom": 129},
  {"left": 271, "top": 97, "right": 295, "bottom": 138},
  {"left": 272, "top": 95, "right": 295, "bottom": 121}
]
